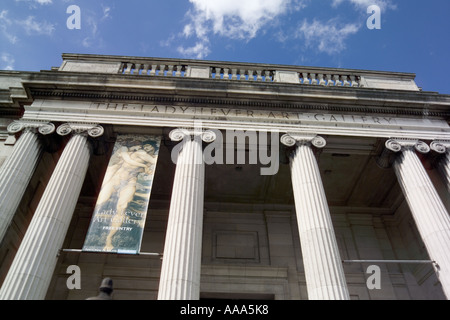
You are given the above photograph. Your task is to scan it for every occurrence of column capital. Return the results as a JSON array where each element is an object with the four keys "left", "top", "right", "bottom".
[
  {"left": 280, "top": 133, "right": 326, "bottom": 149},
  {"left": 377, "top": 138, "right": 430, "bottom": 169},
  {"left": 385, "top": 138, "right": 430, "bottom": 154},
  {"left": 56, "top": 123, "right": 104, "bottom": 138},
  {"left": 169, "top": 127, "right": 216, "bottom": 143},
  {"left": 7, "top": 120, "right": 55, "bottom": 136},
  {"left": 430, "top": 140, "right": 450, "bottom": 154}
]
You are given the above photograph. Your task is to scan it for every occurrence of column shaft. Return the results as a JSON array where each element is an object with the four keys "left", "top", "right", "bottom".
[
  {"left": 289, "top": 141, "right": 349, "bottom": 300},
  {"left": 393, "top": 147, "right": 450, "bottom": 298},
  {"left": 158, "top": 135, "right": 205, "bottom": 300},
  {"left": 0, "top": 134, "right": 91, "bottom": 300},
  {"left": 440, "top": 152, "right": 450, "bottom": 192},
  {"left": 0, "top": 130, "right": 42, "bottom": 243},
  {"left": 430, "top": 141, "right": 450, "bottom": 193}
]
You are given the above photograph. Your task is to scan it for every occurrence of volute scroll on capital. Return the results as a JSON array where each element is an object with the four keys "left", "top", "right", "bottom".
[
  {"left": 430, "top": 140, "right": 450, "bottom": 154},
  {"left": 280, "top": 133, "right": 327, "bottom": 149},
  {"left": 169, "top": 128, "right": 217, "bottom": 143},
  {"left": 56, "top": 123, "right": 105, "bottom": 138},
  {"left": 7, "top": 120, "right": 56, "bottom": 136},
  {"left": 385, "top": 139, "right": 430, "bottom": 154}
]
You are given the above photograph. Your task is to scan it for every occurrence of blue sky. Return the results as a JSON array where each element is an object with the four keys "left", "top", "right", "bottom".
[{"left": 1, "top": 0, "right": 449, "bottom": 94}]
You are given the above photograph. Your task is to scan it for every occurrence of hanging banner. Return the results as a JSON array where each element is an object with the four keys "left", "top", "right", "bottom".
[{"left": 82, "top": 134, "right": 161, "bottom": 254}]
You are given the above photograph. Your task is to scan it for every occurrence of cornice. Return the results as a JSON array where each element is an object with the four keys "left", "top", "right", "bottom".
[
  {"left": 29, "top": 88, "right": 450, "bottom": 118},
  {"left": 2, "top": 69, "right": 450, "bottom": 118}
]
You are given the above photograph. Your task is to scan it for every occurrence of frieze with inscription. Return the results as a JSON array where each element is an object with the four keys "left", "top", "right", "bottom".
[{"left": 91, "top": 103, "right": 399, "bottom": 126}]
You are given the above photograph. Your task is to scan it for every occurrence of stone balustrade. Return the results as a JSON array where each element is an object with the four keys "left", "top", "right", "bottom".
[
  {"left": 58, "top": 54, "right": 420, "bottom": 91},
  {"left": 119, "top": 60, "right": 361, "bottom": 87}
]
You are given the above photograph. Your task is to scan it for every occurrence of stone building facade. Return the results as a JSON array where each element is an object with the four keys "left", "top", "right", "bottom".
[{"left": 0, "top": 54, "right": 449, "bottom": 300}]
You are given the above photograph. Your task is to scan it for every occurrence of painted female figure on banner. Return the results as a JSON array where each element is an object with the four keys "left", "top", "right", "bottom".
[{"left": 83, "top": 135, "right": 161, "bottom": 254}]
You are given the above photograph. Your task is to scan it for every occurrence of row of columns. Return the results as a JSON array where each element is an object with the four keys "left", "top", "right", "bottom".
[
  {"left": 0, "top": 120, "right": 449, "bottom": 300},
  {"left": 0, "top": 122, "right": 103, "bottom": 299}
]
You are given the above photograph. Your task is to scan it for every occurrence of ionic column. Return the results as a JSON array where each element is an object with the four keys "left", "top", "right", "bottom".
[
  {"left": 0, "top": 123, "right": 104, "bottom": 300},
  {"left": 281, "top": 133, "right": 350, "bottom": 300},
  {"left": 430, "top": 140, "right": 450, "bottom": 193},
  {"left": 385, "top": 139, "right": 450, "bottom": 299},
  {"left": 0, "top": 120, "right": 55, "bottom": 243},
  {"left": 158, "top": 128, "right": 215, "bottom": 300}
]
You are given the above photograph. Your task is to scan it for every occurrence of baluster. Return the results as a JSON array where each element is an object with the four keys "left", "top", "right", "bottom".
[
  {"left": 333, "top": 74, "right": 340, "bottom": 86},
  {"left": 342, "top": 75, "right": 350, "bottom": 87},
  {"left": 134, "top": 63, "right": 143, "bottom": 75},
  {"left": 231, "top": 69, "right": 238, "bottom": 81},
  {"left": 174, "top": 65, "right": 181, "bottom": 77},
  {"left": 225, "top": 68, "right": 231, "bottom": 80},
  {"left": 248, "top": 70, "right": 255, "bottom": 81},
  {"left": 301, "top": 72, "right": 308, "bottom": 84},
  {"left": 215, "top": 67, "right": 220, "bottom": 79},
  {"left": 327, "top": 74, "right": 335, "bottom": 86},
  {"left": 311, "top": 74, "right": 318, "bottom": 85},
  {"left": 167, "top": 65, "right": 174, "bottom": 77},
  {"left": 318, "top": 74, "right": 326, "bottom": 86},
  {"left": 240, "top": 70, "right": 247, "bottom": 81},
  {"left": 141, "top": 64, "right": 150, "bottom": 76},
  {"left": 158, "top": 64, "right": 166, "bottom": 76},
  {"left": 350, "top": 75, "right": 358, "bottom": 87},
  {"left": 120, "top": 63, "right": 126, "bottom": 74},
  {"left": 149, "top": 65, "right": 157, "bottom": 76},
  {"left": 124, "top": 63, "right": 133, "bottom": 75},
  {"left": 256, "top": 70, "right": 263, "bottom": 81}
]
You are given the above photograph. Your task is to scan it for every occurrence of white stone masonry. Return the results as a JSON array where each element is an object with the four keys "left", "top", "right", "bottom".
[
  {"left": 158, "top": 128, "right": 215, "bottom": 300},
  {"left": 387, "top": 139, "right": 450, "bottom": 299},
  {"left": 0, "top": 121, "right": 55, "bottom": 243},
  {"left": 0, "top": 123, "right": 103, "bottom": 300},
  {"left": 281, "top": 133, "right": 350, "bottom": 300}
]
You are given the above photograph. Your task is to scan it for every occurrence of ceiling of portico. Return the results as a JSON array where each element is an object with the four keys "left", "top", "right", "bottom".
[{"left": 80, "top": 131, "right": 403, "bottom": 215}]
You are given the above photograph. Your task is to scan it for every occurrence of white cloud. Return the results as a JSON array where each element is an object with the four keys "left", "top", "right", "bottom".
[
  {"left": 14, "top": 0, "right": 53, "bottom": 8},
  {"left": 101, "top": 5, "right": 112, "bottom": 21},
  {"left": 296, "top": 19, "right": 360, "bottom": 55},
  {"left": 174, "top": 0, "right": 396, "bottom": 59},
  {"left": 331, "top": 0, "right": 396, "bottom": 11},
  {"left": 185, "top": 0, "right": 306, "bottom": 40},
  {"left": 177, "top": 41, "right": 211, "bottom": 59},
  {"left": 1, "top": 10, "right": 55, "bottom": 43},
  {"left": 1, "top": 53, "right": 15, "bottom": 70},
  {"left": 0, "top": 10, "right": 19, "bottom": 44},
  {"left": 20, "top": 16, "right": 55, "bottom": 35},
  {"left": 177, "top": 0, "right": 307, "bottom": 59}
]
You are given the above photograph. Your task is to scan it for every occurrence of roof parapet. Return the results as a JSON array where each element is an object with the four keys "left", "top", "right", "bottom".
[{"left": 58, "top": 53, "right": 419, "bottom": 91}]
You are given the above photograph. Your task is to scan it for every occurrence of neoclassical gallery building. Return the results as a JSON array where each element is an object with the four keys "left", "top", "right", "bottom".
[{"left": 0, "top": 54, "right": 449, "bottom": 300}]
